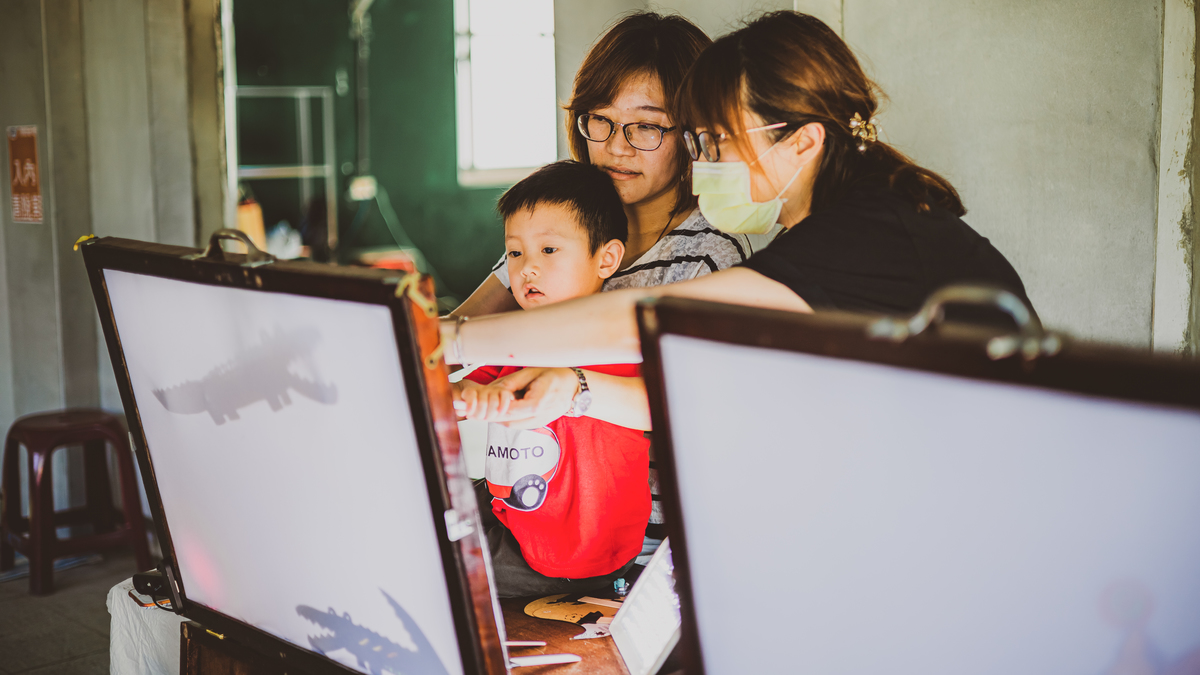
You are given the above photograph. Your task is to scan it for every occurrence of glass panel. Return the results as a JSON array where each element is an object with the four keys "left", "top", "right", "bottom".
[
  {"left": 467, "top": 32, "right": 556, "bottom": 170},
  {"left": 456, "top": 0, "right": 556, "bottom": 174}
]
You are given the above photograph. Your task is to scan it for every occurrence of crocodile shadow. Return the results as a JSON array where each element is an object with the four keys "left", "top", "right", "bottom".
[
  {"left": 152, "top": 326, "right": 337, "bottom": 424},
  {"left": 296, "top": 590, "right": 449, "bottom": 675}
]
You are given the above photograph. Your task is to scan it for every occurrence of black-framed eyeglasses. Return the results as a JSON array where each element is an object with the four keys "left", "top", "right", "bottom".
[
  {"left": 683, "top": 122, "right": 793, "bottom": 163},
  {"left": 577, "top": 113, "right": 677, "bottom": 152}
]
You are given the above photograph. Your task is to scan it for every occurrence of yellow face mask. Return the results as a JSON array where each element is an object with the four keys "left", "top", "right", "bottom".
[{"left": 691, "top": 147, "right": 805, "bottom": 235}]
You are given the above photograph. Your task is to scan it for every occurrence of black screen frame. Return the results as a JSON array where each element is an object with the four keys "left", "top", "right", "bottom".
[
  {"left": 81, "top": 237, "right": 502, "bottom": 675},
  {"left": 636, "top": 296, "right": 1200, "bottom": 675}
]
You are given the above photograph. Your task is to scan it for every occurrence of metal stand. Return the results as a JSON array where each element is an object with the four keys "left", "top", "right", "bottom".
[{"left": 236, "top": 86, "right": 338, "bottom": 251}]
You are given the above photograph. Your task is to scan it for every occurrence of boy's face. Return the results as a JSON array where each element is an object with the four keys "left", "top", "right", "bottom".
[{"left": 505, "top": 203, "right": 622, "bottom": 309}]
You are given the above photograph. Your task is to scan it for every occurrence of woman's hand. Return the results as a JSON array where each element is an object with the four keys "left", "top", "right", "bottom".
[{"left": 486, "top": 368, "right": 580, "bottom": 429}]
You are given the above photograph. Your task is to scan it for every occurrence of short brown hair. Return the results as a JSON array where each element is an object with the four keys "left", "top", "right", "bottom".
[
  {"left": 566, "top": 12, "right": 711, "bottom": 219},
  {"left": 497, "top": 160, "right": 628, "bottom": 254},
  {"left": 676, "top": 11, "right": 965, "bottom": 217}
]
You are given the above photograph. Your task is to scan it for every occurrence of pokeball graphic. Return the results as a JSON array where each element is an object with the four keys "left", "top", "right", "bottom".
[
  {"left": 506, "top": 474, "right": 549, "bottom": 510},
  {"left": 485, "top": 427, "right": 561, "bottom": 512}
]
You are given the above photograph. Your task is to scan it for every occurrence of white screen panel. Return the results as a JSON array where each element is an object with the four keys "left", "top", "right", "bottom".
[
  {"left": 611, "top": 538, "right": 681, "bottom": 675},
  {"left": 659, "top": 334, "right": 1200, "bottom": 675},
  {"left": 105, "top": 270, "right": 463, "bottom": 675}
]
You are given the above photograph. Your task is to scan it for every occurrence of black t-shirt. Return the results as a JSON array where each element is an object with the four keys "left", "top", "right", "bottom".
[{"left": 741, "top": 182, "right": 1031, "bottom": 318}]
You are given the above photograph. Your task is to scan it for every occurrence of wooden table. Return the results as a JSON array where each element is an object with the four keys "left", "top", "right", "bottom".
[
  {"left": 500, "top": 597, "right": 630, "bottom": 675},
  {"left": 179, "top": 599, "right": 631, "bottom": 675}
]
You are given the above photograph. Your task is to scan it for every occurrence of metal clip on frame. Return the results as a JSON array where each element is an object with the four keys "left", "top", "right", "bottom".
[
  {"left": 867, "top": 285, "right": 1062, "bottom": 361},
  {"left": 391, "top": 274, "right": 444, "bottom": 370},
  {"left": 184, "top": 229, "right": 276, "bottom": 267}
]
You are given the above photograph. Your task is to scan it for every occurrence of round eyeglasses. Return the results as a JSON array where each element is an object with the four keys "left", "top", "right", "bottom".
[
  {"left": 683, "top": 122, "right": 793, "bottom": 163},
  {"left": 577, "top": 114, "right": 677, "bottom": 152}
]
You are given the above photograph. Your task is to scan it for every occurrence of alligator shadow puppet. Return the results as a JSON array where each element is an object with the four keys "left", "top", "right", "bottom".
[
  {"left": 296, "top": 590, "right": 449, "bottom": 675},
  {"left": 152, "top": 326, "right": 337, "bottom": 424}
]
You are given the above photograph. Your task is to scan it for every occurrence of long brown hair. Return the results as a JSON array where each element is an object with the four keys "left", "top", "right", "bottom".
[
  {"left": 676, "top": 11, "right": 965, "bottom": 216},
  {"left": 566, "top": 12, "right": 711, "bottom": 218}
]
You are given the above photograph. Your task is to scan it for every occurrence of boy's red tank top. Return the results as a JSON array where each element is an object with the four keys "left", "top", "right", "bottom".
[{"left": 465, "top": 364, "right": 650, "bottom": 578}]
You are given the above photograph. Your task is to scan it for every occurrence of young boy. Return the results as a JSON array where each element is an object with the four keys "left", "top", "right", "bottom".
[{"left": 454, "top": 160, "right": 650, "bottom": 598}]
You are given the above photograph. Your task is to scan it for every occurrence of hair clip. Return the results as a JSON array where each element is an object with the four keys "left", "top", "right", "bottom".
[{"left": 849, "top": 112, "right": 879, "bottom": 152}]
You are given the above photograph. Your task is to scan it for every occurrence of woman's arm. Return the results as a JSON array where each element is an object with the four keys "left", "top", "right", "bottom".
[
  {"left": 448, "top": 273, "right": 521, "bottom": 318},
  {"left": 443, "top": 267, "right": 811, "bottom": 366}
]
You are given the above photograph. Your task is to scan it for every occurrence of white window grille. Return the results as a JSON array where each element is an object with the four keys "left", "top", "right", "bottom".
[{"left": 455, "top": 0, "right": 557, "bottom": 187}]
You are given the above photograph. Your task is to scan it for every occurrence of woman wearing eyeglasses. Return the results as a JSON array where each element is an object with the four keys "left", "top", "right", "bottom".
[
  {"left": 450, "top": 12, "right": 1030, "bottom": 423},
  {"left": 452, "top": 12, "right": 762, "bottom": 317}
]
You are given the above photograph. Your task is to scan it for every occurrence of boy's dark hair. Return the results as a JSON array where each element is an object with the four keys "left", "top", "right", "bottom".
[{"left": 497, "top": 160, "right": 628, "bottom": 254}]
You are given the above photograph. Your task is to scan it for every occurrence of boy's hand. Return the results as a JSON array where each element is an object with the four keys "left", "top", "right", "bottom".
[
  {"left": 459, "top": 380, "right": 518, "bottom": 422},
  {"left": 450, "top": 380, "right": 469, "bottom": 417}
]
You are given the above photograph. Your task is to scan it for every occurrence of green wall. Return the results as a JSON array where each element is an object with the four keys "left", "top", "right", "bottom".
[{"left": 235, "top": 0, "right": 506, "bottom": 299}]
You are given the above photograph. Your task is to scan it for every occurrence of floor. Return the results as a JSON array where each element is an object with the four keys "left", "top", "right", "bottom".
[{"left": 0, "top": 550, "right": 141, "bottom": 675}]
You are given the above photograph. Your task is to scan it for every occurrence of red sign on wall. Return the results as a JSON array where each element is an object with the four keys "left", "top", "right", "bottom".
[{"left": 8, "top": 126, "right": 42, "bottom": 223}]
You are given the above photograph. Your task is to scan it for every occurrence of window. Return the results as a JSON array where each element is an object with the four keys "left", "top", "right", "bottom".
[{"left": 455, "top": 0, "right": 557, "bottom": 187}]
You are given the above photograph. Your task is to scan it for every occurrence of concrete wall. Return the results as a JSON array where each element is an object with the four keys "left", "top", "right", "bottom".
[
  {"left": 788, "top": 0, "right": 1186, "bottom": 349},
  {"left": 0, "top": 0, "right": 203, "bottom": 510},
  {"left": 649, "top": 0, "right": 792, "bottom": 37},
  {"left": 1153, "top": 0, "right": 1200, "bottom": 353},
  {"left": 83, "top": 0, "right": 156, "bottom": 411},
  {"left": 1, "top": 0, "right": 94, "bottom": 510},
  {"left": 0, "top": 0, "right": 204, "bottom": 422},
  {"left": 1, "top": 1, "right": 65, "bottom": 421},
  {"left": 186, "top": 0, "right": 233, "bottom": 245},
  {"left": 47, "top": 1, "right": 101, "bottom": 413},
  {"left": 846, "top": 0, "right": 1163, "bottom": 347},
  {"left": 146, "top": 0, "right": 200, "bottom": 248},
  {"left": 82, "top": 0, "right": 200, "bottom": 411}
]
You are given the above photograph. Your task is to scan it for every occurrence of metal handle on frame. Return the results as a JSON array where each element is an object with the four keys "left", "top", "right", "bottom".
[
  {"left": 867, "top": 284, "right": 1062, "bottom": 361},
  {"left": 185, "top": 229, "right": 276, "bottom": 266}
]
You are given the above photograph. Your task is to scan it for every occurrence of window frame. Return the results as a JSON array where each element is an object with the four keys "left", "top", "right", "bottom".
[{"left": 453, "top": 0, "right": 557, "bottom": 188}]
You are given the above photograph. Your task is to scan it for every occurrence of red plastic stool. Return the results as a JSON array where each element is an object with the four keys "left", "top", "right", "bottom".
[{"left": 0, "top": 409, "right": 152, "bottom": 594}]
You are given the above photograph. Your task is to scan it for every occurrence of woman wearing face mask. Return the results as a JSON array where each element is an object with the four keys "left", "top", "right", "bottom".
[
  {"left": 450, "top": 11, "right": 1030, "bottom": 426},
  {"left": 452, "top": 12, "right": 762, "bottom": 318}
]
